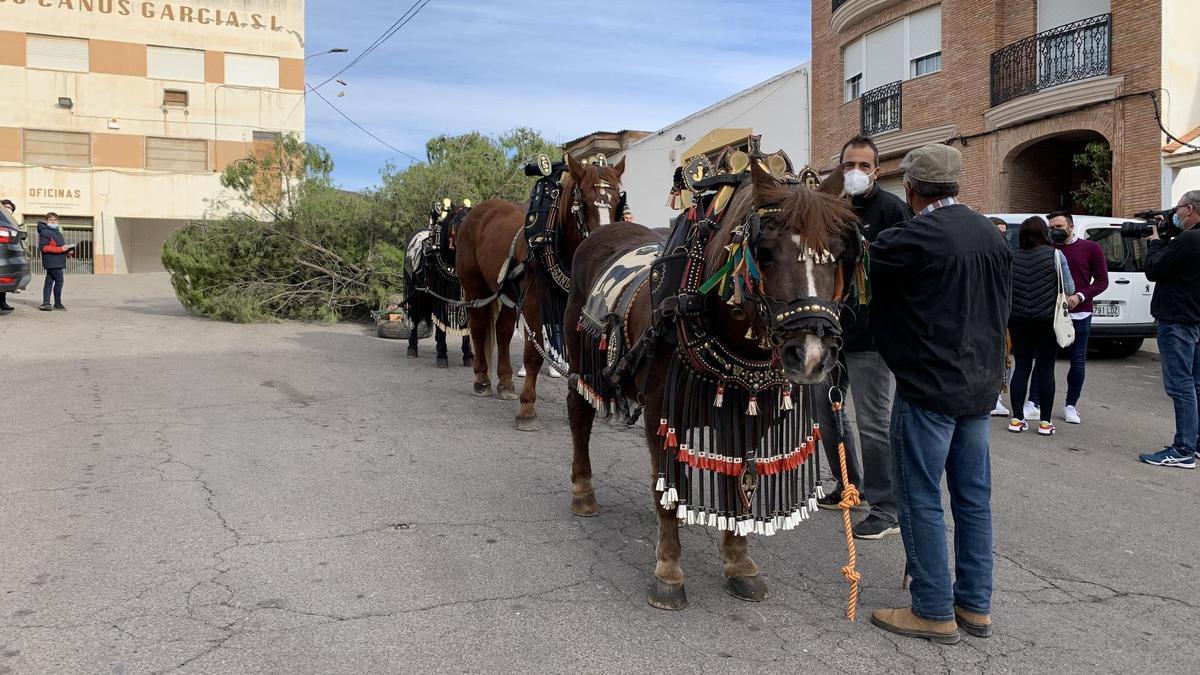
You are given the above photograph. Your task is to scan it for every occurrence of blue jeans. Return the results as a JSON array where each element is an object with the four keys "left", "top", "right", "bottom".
[
  {"left": 1029, "top": 316, "right": 1091, "bottom": 408},
  {"left": 1157, "top": 321, "right": 1200, "bottom": 454},
  {"left": 891, "top": 394, "right": 993, "bottom": 621}
]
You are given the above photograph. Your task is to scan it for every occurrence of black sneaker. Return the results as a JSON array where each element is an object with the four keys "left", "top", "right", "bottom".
[
  {"left": 817, "top": 490, "right": 843, "bottom": 511},
  {"left": 53, "top": 303, "right": 67, "bottom": 310},
  {"left": 853, "top": 514, "right": 900, "bottom": 540},
  {"left": 39, "top": 303, "right": 52, "bottom": 311}
]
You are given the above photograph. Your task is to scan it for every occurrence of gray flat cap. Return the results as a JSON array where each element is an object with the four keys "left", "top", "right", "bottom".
[{"left": 900, "top": 144, "right": 962, "bottom": 183}]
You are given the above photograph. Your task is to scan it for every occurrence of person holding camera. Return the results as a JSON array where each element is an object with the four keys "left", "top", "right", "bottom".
[{"left": 1139, "top": 191, "right": 1200, "bottom": 469}]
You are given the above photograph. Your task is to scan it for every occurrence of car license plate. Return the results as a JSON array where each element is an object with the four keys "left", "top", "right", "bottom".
[{"left": 1094, "top": 303, "right": 1121, "bottom": 318}]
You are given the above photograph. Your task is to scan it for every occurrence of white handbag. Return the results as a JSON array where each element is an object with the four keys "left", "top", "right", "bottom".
[{"left": 1053, "top": 252, "right": 1076, "bottom": 348}]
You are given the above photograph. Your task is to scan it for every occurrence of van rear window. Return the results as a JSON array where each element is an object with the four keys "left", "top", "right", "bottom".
[{"left": 1085, "top": 226, "right": 1147, "bottom": 273}]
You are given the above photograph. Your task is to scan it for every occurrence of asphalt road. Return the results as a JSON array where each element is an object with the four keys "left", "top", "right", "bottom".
[{"left": 1, "top": 275, "right": 1195, "bottom": 674}]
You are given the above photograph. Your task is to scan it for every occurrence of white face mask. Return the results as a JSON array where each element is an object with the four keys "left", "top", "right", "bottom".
[
  {"left": 47, "top": 221, "right": 60, "bottom": 229},
  {"left": 844, "top": 169, "right": 872, "bottom": 197}
]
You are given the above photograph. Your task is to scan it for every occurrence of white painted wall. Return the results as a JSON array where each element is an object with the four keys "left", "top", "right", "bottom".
[
  {"left": 1159, "top": 0, "right": 1200, "bottom": 209},
  {"left": 613, "top": 64, "right": 812, "bottom": 229}
]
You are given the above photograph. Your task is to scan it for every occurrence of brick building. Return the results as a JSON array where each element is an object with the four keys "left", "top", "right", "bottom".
[{"left": 811, "top": 0, "right": 1199, "bottom": 216}]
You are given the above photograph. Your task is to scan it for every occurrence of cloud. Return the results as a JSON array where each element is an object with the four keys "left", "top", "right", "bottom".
[{"left": 305, "top": 0, "right": 813, "bottom": 189}]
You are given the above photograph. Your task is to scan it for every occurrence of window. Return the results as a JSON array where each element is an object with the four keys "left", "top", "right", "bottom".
[
  {"left": 1038, "top": 0, "right": 1111, "bottom": 32},
  {"left": 252, "top": 131, "right": 281, "bottom": 143},
  {"left": 912, "top": 52, "right": 942, "bottom": 77},
  {"left": 145, "top": 137, "right": 207, "bottom": 172},
  {"left": 23, "top": 130, "right": 91, "bottom": 167},
  {"left": 147, "top": 46, "right": 204, "bottom": 82},
  {"left": 225, "top": 53, "right": 280, "bottom": 88},
  {"left": 163, "top": 89, "right": 189, "bottom": 108},
  {"left": 842, "top": 4, "right": 942, "bottom": 98},
  {"left": 1086, "top": 228, "right": 1129, "bottom": 272},
  {"left": 26, "top": 35, "right": 88, "bottom": 72},
  {"left": 845, "top": 74, "right": 862, "bottom": 101}
]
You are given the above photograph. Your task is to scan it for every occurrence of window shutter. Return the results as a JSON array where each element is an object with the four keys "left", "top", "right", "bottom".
[
  {"left": 163, "top": 90, "right": 189, "bottom": 107},
  {"left": 1038, "top": 0, "right": 1110, "bottom": 31},
  {"left": 146, "top": 137, "right": 207, "bottom": 172},
  {"left": 908, "top": 5, "right": 942, "bottom": 59},
  {"left": 225, "top": 53, "right": 280, "bottom": 88},
  {"left": 23, "top": 130, "right": 91, "bottom": 167},
  {"left": 147, "top": 46, "right": 205, "bottom": 82},
  {"left": 843, "top": 38, "right": 863, "bottom": 81},
  {"left": 26, "top": 35, "right": 89, "bottom": 72},
  {"left": 864, "top": 20, "right": 906, "bottom": 91}
]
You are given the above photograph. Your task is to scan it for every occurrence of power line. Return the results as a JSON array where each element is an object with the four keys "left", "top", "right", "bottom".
[
  {"left": 306, "top": 86, "right": 424, "bottom": 164},
  {"left": 311, "top": 0, "right": 434, "bottom": 92}
]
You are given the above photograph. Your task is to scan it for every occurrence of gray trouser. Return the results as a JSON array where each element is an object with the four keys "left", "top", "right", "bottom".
[
  {"left": 814, "top": 356, "right": 863, "bottom": 492},
  {"left": 844, "top": 350, "right": 897, "bottom": 523}
]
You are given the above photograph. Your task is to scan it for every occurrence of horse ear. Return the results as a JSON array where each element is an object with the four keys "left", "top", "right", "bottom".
[
  {"left": 818, "top": 168, "right": 845, "bottom": 197},
  {"left": 565, "top": 153, "right": 585, "bottom": 180},
  {"left": 612, "top": 156, "right": 626, "bottom": 179},
  {"left": 749, "top": 158, "right": 779, "bottom": 198}
]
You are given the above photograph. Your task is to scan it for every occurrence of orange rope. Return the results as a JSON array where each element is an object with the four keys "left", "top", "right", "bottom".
[{"left": 832, "top": 402, "right": 861, "bottom": 620}]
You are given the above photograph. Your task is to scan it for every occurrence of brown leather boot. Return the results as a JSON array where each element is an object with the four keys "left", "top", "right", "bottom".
[
  {"left": 870, "top": 607, "right": 960, "bottom": 644},
  {"left": 954, "top": 606, "right": 993, "bottom": 638}
]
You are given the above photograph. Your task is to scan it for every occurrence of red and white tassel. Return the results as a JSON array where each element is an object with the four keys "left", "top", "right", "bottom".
[
  {"left": 657, "top": 418, "right": 668, "bottom": 437},
  {"left": 780, "top": 389, "right": 795, "bottom": 411},
  {"left": 665, "top": 428, "right": 678, "bottom": 448},
  {"left": 746, "top": 396, "right": 759, "bottom": 416},
  {"left": 598, "top": 335, "right": 608, "bottom": 351},
  {"left": 714, "top": 384, "right": 725, "bottom": 408}
]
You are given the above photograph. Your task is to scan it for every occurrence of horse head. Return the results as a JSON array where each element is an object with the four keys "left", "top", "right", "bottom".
[
  {"left": 706, "top": 160, "right": 860, "bottom": 385},
  {"left": 563, "top": 153, "right": 627, "bottom": 234}
]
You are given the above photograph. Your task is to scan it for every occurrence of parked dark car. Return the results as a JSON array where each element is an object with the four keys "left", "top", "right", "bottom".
[{"left": 0, "top": 206, "right": 31, "bottom": 294}]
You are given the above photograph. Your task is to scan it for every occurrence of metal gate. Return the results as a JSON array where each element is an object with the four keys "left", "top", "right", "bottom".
[{"left": 24, "top": 217, "right": 94, "bottom": 275}]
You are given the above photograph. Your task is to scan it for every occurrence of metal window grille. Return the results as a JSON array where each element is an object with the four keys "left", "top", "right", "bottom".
[
  {"left": 860, "top": 81, "right": 902, "bottom": 136},
  {"left": 990, "top": 13, "right": 1111, "bottom": 107}
]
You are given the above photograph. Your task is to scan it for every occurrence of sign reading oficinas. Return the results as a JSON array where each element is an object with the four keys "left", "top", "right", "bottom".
[{"left": 0, "top": 0, "right": 286, "bottom": 32}]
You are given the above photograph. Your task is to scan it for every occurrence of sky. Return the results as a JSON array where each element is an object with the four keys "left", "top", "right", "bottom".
[{"left": 304, "top": 0, "right": 812, "bottom": 190}]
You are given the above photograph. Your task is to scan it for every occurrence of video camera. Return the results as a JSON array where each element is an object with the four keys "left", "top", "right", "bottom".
[{"left": 1119, "top": 208, "right": 1182, "bottom": 239}]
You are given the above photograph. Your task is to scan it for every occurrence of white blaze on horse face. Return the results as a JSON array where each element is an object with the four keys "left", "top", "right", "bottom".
[
  {"left": 597, "top": 206, "right": 611, "bottom": 226},
  {"left": 802, "top": 333, "right": 825, "bottom": 372},
  {"left": 803, "top": 257, "right": 817, "bottom": 297}
]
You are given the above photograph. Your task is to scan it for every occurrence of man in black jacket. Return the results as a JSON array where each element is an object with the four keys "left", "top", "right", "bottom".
[
  {"left": 1138, "top": 190, "right": 1200, "bottom": 469},
  {"left": 867, "top": 144, "right": 1012, "bottom": 644},
  {"left": 816, "top": 136, "right": 912, "bottom": 541}
]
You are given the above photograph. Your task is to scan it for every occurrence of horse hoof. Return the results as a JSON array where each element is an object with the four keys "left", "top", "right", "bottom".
[
  {"left": 462, "top": 355, "right": 473, "bottom": 367},
  {"left": 497, "top": 385, "right": 519, "bottom": 401},
  {"left": 570, "top": 492, "right": 598, "bottom": 517},
  {"left": 406, "top": 347, "right": 418, "bottom": 359},
  {"left": 647, "top": 579, "right": 688, "bottom": 611},
  {"left": 473, "top": 383, "right": 493, "bottom": 397},
  {"left": 435, "top": 357, "right": 449, "bottom": 368},
  {"left": 725, "top": 574, "right": 769, "bottom": 603},
  {"left": 514, "top": 415, "right": 542, "bottom": 432}
]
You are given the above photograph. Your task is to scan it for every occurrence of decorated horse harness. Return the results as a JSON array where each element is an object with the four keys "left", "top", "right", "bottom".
[{"left": 420, "top": 199, "right": 473, "bottom": 336}]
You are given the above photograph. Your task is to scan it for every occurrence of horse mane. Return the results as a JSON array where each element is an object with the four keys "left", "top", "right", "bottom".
[{"left": 706, "top": 168, "right": 856, "bottom": 272}]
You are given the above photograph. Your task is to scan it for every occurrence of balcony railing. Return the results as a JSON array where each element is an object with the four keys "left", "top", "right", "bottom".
[
  {"left": 861, "top": 81, "right": 902, "bottom": 136},
  {"left": 832, "top": 0, "right": 850, "bottom": 12},
  {"left": 990, "top": 13, "right": 1111, "bottom": 107}
]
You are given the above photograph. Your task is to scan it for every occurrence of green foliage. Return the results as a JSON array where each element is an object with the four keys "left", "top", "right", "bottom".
[
  {"left": 375, "top": 127, "right": 560, "bottom": 242},
  {"left": 162, "top": 135, "right": 403, "bottom": 323},
  {"left": 1072, "top": 140, "right": 1113, "bottom": 217}
]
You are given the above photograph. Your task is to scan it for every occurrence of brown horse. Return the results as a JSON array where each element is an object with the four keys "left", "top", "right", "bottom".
[
  {"left": 454, "top": 154, "right": 626, "bottom": 426},
  {"left": 564, "top": 160, "right": 857, "bottom": 609}
]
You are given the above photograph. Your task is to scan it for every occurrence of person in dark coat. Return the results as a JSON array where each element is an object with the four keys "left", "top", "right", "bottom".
[
  {"left": 1007, "top": 216, "right": 1074, "bottom": 436},
  {"left": 0, "top": 199, "right": 15, "bottom": 313},
  {"left": 37, "top": 213, "right": 72, "bottom": 311},
  {"left": 867, "top": 144, "right": 1012, "bottom": 644}
]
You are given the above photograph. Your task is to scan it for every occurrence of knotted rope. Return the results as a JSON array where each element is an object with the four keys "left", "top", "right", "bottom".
[{"left": 831, "top": 400, "right": 861, "bottom": 621}]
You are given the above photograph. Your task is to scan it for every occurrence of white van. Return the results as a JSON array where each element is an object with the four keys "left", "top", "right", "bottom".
[{"left": 989, "top": 214, "right": 1155, "bottom": 357}]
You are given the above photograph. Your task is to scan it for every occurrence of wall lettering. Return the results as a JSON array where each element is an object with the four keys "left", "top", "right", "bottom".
[{"left": 0, "top": 0, "right": 286, "bottom": 32}]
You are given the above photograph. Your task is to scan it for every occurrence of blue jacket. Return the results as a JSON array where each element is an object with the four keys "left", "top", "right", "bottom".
[{"left": 38, "top": 222, "right": 69, "bottom": 270}]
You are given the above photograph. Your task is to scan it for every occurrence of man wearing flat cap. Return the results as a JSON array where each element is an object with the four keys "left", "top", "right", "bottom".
[{"left": 867, "top": 144, "right": 1012, "bottom": 644}]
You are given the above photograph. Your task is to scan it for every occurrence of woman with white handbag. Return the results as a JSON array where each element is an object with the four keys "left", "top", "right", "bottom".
[{"left": 1007, "top": 216, "right": 1075, "bottom": 436}]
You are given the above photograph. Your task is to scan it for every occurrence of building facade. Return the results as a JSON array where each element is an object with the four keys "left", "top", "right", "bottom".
[
  {"left": 611, "top": 64, "right": 813, "bottom": 228},
  {"left": 812, "top": 0, "right": 1199, "bottom": 216},
  {"left": 0, "top": 0, "right": 305, "bottom": 274}
]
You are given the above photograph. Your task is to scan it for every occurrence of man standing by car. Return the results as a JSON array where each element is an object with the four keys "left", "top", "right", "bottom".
[
  {"left": 868, "top": 144, "right": 1011, "bottom": 643},
  {"left": 1025, "top": 211, "right": 1108, "bottom": 425},
  {"left": 816, "top": 136, "right": 911, "bottom": 542},
  {"left": 1139, "top": 190, "right": 1200, "bottom": 469}
]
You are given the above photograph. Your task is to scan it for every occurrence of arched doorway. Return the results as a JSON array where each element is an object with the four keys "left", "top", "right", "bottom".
[{"left": 1005, "top": 130, "right": 1110, "bottom": 215}]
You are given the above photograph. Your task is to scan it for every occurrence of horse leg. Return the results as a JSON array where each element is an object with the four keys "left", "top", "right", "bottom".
[
  {"left": 720, "top": 531, "right": 768, "bottom": 602},
  {"left": 514, "top": 309, "right": 544, "bottom": 431},
  {"left": 406, "top": 317, "right": 419, "bottom": 358},
  {"left": 468, "top": 305, "right": 493, "bottom": 397},
  {"left": 434, "top": 327, "right": 449, "bottom": 368},
  {"left": 461, "top": 334, "right": 473, "bottom": 367},
  {"left": 494, "top": 305, "right": 519, "bottom": 401},
  {"left": 566, "top": 383, "right": 598, "bottom": 514},
  {"left": 644, "top": 399, "right": 687, "bottom": 610}
]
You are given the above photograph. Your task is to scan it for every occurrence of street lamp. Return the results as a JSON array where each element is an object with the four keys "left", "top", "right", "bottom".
[{"left": 305, "top": 48, "right": 349, "bottom": 60}]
